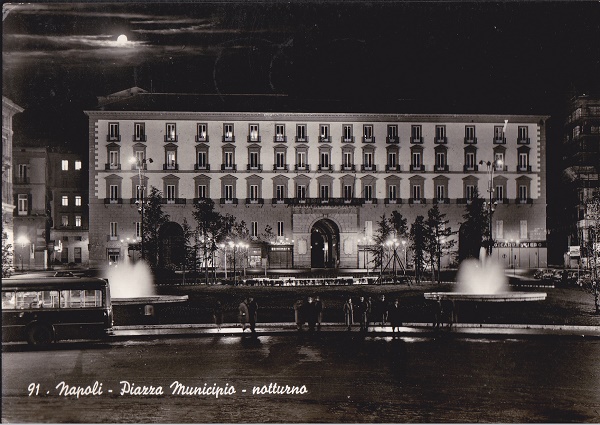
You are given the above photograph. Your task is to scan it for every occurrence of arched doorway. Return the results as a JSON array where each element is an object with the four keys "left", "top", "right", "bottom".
[
  {"left": 311, "top": 219, "right": 340, "bottom": 269},
  {"left": 159, "top": 221, "right": 185, "bottom": 269}
]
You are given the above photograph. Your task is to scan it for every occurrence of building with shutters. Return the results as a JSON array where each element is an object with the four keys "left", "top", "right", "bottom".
[{"left": 86, "top": 88, "right": 549, "bottom": 271}]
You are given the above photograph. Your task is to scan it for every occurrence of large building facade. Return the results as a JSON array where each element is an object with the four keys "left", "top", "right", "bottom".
[
  {"left": 86, "top": 90, "right": 548, "bottom": 271},
  {"left": 2, "top": 96, "right": 23, "bottom": 250}
]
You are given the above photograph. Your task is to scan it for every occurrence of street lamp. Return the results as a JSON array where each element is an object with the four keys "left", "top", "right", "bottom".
[
  {"left": 16, "top": 235, "right": 29, "bottom": 272},
  {"left": 479, "top": 159, "right": 502, "bottom": 256},
  {"left": 401, "top": 239, "right": 407, "bottom": 276},
  {"left": 130, "top": 156, "right": 153, "bottom": 260}
]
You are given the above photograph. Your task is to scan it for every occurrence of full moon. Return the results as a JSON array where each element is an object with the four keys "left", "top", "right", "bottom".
[{"left": 117, "top": 34, "right": 128, "bottom": 44}]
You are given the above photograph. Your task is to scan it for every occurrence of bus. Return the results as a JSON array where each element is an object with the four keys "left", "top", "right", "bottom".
[{"left": 2, "top": 277, "right": 113, "bottom": 346}]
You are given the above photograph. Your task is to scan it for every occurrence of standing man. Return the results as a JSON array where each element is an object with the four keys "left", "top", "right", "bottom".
[
  {"left": 314, "top": 296, "right": 324, "bottom": 331},
  {"left": 343, "top": 297, "right": 354, "bottom": 331},
  {"left": 355, "top": 296, "right": 369, "bottom": 332},
  {"left": 239, "top": 298, "right": 249, "bottom": 332},
  {"left": 247, "top": 297, "right": 259, "bottom": 334}
]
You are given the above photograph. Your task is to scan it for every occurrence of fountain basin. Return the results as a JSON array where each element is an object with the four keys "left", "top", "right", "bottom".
[
  {"left": 112, "top": 295, "right": 189, "bottom": 326},
  {"left": 424, "top": 292, "right": 547, "bottom": 302},
  {"left": 112, "top": 295, "right": 189, "bottom": 305}
]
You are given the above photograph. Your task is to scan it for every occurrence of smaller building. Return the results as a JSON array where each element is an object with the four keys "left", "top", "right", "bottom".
[{"left": 2, "top": 96, "right": 23, "bottom": 250}]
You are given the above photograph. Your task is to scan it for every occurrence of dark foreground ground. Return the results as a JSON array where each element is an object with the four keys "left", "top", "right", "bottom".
[{"left": 113, "top": 280, "right": 600, "bottom": 327}]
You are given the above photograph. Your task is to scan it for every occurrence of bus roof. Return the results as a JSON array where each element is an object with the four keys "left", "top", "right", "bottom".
[{"left": 2, "top": 277, "right": 109, "bottom": 291}]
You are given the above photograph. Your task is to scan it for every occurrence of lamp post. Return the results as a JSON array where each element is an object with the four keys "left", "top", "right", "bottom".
[
  {"left": 16, "top": 235, "right": 29, "bottom": 272},
  {"left": 479, "top": 159, "right": 502, "bottom": 256},
  {"left": 130, "top": 156, "right": 152, "bottom": 260},
  {"left": 402, "top": 239, "right": 407, "bottom": 276}
]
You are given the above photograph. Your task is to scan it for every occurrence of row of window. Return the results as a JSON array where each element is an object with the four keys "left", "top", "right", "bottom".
[
  {"left": 61, "top": 195, "right": 83, "bottom": 207},
  {"left": 106, "top": 144, "right": 532, "bottom": 173},
  {"left": 106, "top": 178, "right": 533, "bottom": 204},
  {"left": 107, "top": 122, "right": 531, "bottom": 145},
  {"left": 2, "top": 287, "right": 98, "bottom": 310},
  {"left": 14, "top": 161, "right": 82, "bottom": 180}
]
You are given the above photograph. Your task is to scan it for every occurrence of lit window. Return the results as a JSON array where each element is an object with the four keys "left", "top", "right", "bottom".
[
  {"left": 198, "top": 185, "right": 207, "bottom": 199},
  {"left": 75, "top": 216, "right": 82, "bottom": 227},
  {"left": 277, "top": 221, "right": 284, "bottom": 237},
  {"left": 75, "top": 196, "right": 82, "bottom": 206},
  {"left": 251, "top": 221, "right": 258, "bottom": 238},
  {"left": 276, "top": 185, "right": 285, "bottom": 200},
  {"left": 75, "top": 160, "right": 82, "bottom": 170},
  {"left": 110, "top": 185, "right": 119, "bottom": 200},
  {"left": 62, "top": 196, "right": 69, "bottom": 206},
  {"left": 135, "top": 222, "right": 142, "bottom": 238},
  {"left": 62, "top": 160, "right": 69, "bottom": 171},
  {"left": 166, "top": 185, "right": 176, "bottom": 201},
  {"left": 110, "top": 222, "right": 118, "bottom": 238},
  {"left": 62, "top": 215, "right": 69, "bottom": 226},
  {"left": 17, "top": 194, "right": 28, "bottom": 215},
  {"left": 388, "top": 185, "right": 397, "bottom": 200}
]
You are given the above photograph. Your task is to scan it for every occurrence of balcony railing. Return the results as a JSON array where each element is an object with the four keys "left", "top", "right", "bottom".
[
  {"left": 163, "top": 163, "right": 179, "bottom": 170},
  {"left": 517, "top": 165, "right": 532, "bottom": 172},
  {"left": 362, "top": 136, "right": 375, "bottom": 143},
  {"left": 493, "top": 136, "right": 506, "bottom": 144},
  {"left": 288, "top": 198, "right": 365, "bottom": 206},
  {"left": 105, "top": 163, "right": 121, "bottom": 170},
  {"left": 193, "top": 197, "right": 209, "bottom": 204},
  {"left": 408, "top": 198, "right": 426, "bottom": 204},
  {"left": 434, "top": 164, "right": 449, "bottom": 172},
  {"left": 386, "top": 136, "right": 400, "bottom": 144},
  {"left": 221, "top": 164, "right": 237, "bottom": 171},
  {"left": 384, "top": 198, "right": 402, "bottom": 205},
  {"left": 219, "top": 198, "right": 239, "bottom": 205},
  {"left": 517, "top": 137, "right": 530, "bottom": 145},
  {"left": 195, "top": 135, "right": 209, "bottom": 143},
  {"left": 341, "top": 136, "right": 355, "bottom": 143},
  {"left": 106, "top": 135, "right": 121, "bottom": 142},
  {"left": 464, "top": 137, "right": 477, "bottom": 144},
  {"left": 410, "top": 164, "right": 425, "bottom": 172},
  {"left": 295, "top": 136, "right": 308, "bottom": 143},
  {"left": 434, "top": 137, "right": 447, "bottom": 144},
  {"left": 362, "top": 198, "right": 378, "bottom": 204},
  {"left": 164, "top": 135, "right": 178, "bottom": 143},
  {"left": 318, "top": 164, "right": 333, "bottom": 172},
  {"left": 319, "top": 136, "right": 331, "bottom": 143},
  {"left": 132, "top": 135, "right": 147, "bottom": 142},
  {"left": 274, "top": 136, "right": 287, "bottom": 143},
  {"left": 434, "top": 198, "right": 450, "bottom": 204},
  {"left": 247, "top": 136, "right": 261, "bottom": 143},
  {"left": 385, "top": 165, "right": 399, "bottom": 172},
  {"left": 245, "top": 198, "right": 265, "bottom": 205},
  {"left": 463, "top": 164, "right": 478, "bottom": 172},
  {"left": 295, "top": 164, "right": 310, "bottom": 171},
  {"left": 273, "top": 164, "right": 289, "bottom": 171},
  {"left": 410, "top": 136, "right": 423, "bottom": 144},
  {"left": 341, "top": 164, "right": 356, "bottom": 172},
  {"left": 194, "top": 164, "right": 210, "bottom": 170},
  {"left": 104, "top": 198, "right": 123, "bottom": 204},
  {"left": 13, "top": 176, "right": 30, "bottom": 184},
  {"left": 161, "top": 198, "right": 187, "bottom": 205},
  {"left": 222, "top": 136, "right": 235, "bottom": 143},
  {"left": 361, "top": 165, "right": 376, "bottom": 172},
  {"left": 271, "top": 198, "right": 290, "bottom": 205},
  {"left": 516, "top": 198, "right": 533, "bottom": 204},
  {"left": 247, "top": 164, "right": 263, "bottom": 171},
  {"left": 131, "top": 163, "right": 147, "bottom": 171}
]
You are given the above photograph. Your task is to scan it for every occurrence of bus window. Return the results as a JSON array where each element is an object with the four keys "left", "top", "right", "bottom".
[
  {"left": 83, "top": 289, "right": 102, "bottom": 307},
  {"left": 15, "top": 291, "right": 42, "bottom": 309},
  {"left": 2, "top": 292, "right": 16, "bottom": 309},
  {"left": 61, "top": 289, "right": 103, "bottom": 308},
  {"left": 40, "top": 291, "right": 60, "bottom": 308}
]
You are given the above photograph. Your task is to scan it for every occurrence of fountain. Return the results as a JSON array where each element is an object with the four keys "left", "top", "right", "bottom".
[
  {"left": 104, "top": 257, "right": 188, "bottom": 325},
  {"left": 424, "top": 248, "right": 547, "bottom": 303}
]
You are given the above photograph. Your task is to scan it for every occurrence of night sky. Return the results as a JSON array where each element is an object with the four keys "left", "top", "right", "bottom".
[{"left": 3, "top": 1, "right": 600, "bottom": 155}]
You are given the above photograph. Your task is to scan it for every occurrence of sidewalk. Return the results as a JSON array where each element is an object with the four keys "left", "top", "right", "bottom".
[{"left": 111, "top": 322, "right": 600, "bottom": 339}]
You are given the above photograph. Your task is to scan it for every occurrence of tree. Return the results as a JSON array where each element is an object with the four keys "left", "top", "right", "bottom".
[
  {"left": 583, "top": 196, "right": 600, "bottom": 314},
  {"left": 459, "top": 189, "right": 488, "bottom": 262},
  {"left": 181, "top": 218, "right": 196, "bottom": 280},
  {"left": 410, "top": 215, "right": 427, "bottom": 284},
  {"left": 261, "top": 224, "right": 276, "bottom": 244},
  {"left": 2, "top": 223, "right": 13, "bottom": 278},
  {"left": 143, "top": 186, "right": 170, "bottom": 270},
  {"left": 425, "top": 204, "right": 456, "bottom": 283},
  {"left": 368, "top": 214, "right": 393, "bottom": 275}
]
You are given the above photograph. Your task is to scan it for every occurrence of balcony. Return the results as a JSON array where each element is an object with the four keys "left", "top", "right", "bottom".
[
  {"left": 105, "top": 163, "right": 121, "bottom": 170},
  {"left": 410, "top": 136, "right": 423, "bottom": 144},
  {"left": 496, "top": 198, "right": 510, "bottom": 204},
  {"left": 295, "top": 136, "right": 308, "bottom": 143},
  {"left": 194, "top": 164, "right": 210, "bottom": 170},
  {"left": 107, "top": 235, "right": 119, "bottom": 241},
  {"left": 341, "top": 164, "right": 356, "bottom": 172},
  {"left": 341, "top": 136, "right": 355, "bottom": 143},
  {"left": 384, "top": 198, "right": 402, "bottom": 205},
  {"left": 517, "top": 165, "right": 532, "bottom": 173},
  {"left": 318, "top": 164, "right": 333, "bottom": 172},
  {"left": 221, "top": 164, "right": 237, "bottom": 171},
  {"left": 410, "top": 164, "right": 425, "bottom": 172},
  {"left": 163, "top": 163, "right": 179, "bottom": 170},
  {"left": 434, "top": 164, "right": 449, "bottom": 172},
  {"left": 516, "top": 198, "right": 533, "bottom": 204},
  {"left": 295, "top": 164, "right": 310, "bottom": 171},
  {"left": 106, "top": 135, "right": 121, "bottom": 142},
  {"left": 193, "top": 197, "right": 209, "bottom": 204},
  {"left": 408, "top": 198, "right": 426, "bottom": 204},
  {"left": 362, "top": 136, "right": 375, "bottom": 143},
  {"left": 273, "top": 164, "right": 289, "bottom": 171},
  {"left": 434, "top": 198, "right": 450, "bottom": 204},
  {"left": 219, "top": 198, "right": 239, "bottom": 205},
  {"left": 361, "top": 165, "right": 376, "bottom": 172},
  {"left": 464, "top": 137, "right": 478, "bottom": 144},
  {"left": 131, "top": 163, "right": 147, "bottom": 171},
  {"left": 385, "top": 165, "right": 399, "bottom": 172},
  {"left": 463, "top": 165, "right": 478, "bottom": 172},
  {"left": 245, "top": 198, "right": 265, "bottom": 205},
  {"left": 195, "top": 135, "right": 209, "bottom": 143},
  {"left": 222, "top": 136, "right": 235, "bottom": 143},
  {"left": 493, "top": 136, "right": 506, "bottom": 144},
  {"left": 457, "top": 198, "right": 474, "bottom": 205},
  {"left": 247, "top": 164, "right": 263, "bottom": 172},
  {"left": 434, "top": 137, "right": 447, "bottom": 144},
  {"left": 274, "top": 136, "right": 287, "bottom": 143},
  {"left": 247, "top": 136, "right": 261, "bottom": 143},
  {"left": 161, "top": 198, "right": 187, "bottom": 205},
  {"left": 271, "top": 198, "right": 289, "bottom": 205},
  {"left": 132, "top": 135, "right": 147, "bottom": 142},
  {"left": 319, "top": 136, "right": 331, "bottom": 143},
  {"left": 13, "top": 176, "right": 30, "bottom": 184},
  {"left": 386, "top": 136, "right": 400, "bottom": 144},
  {"left": 104, "top": 198, "right": 123, "bottom": 204},
  {"left": 517, "top": 137, "right": 530, "bottom": 145},
  {"left": 164, "top": 135, "right": 178, "bottom": 143},
  {"left": 362, "top": 198, "right": 378, "bottom": 204}
]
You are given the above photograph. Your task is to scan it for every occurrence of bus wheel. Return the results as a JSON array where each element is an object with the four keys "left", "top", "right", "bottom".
[{"left": 27, "top": 323, "right": 54, "bottom": 346}]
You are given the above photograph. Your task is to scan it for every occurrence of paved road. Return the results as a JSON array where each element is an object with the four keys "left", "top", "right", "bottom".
[{"left": 3, "top": 334, "right": 600, "bottom": 423}]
